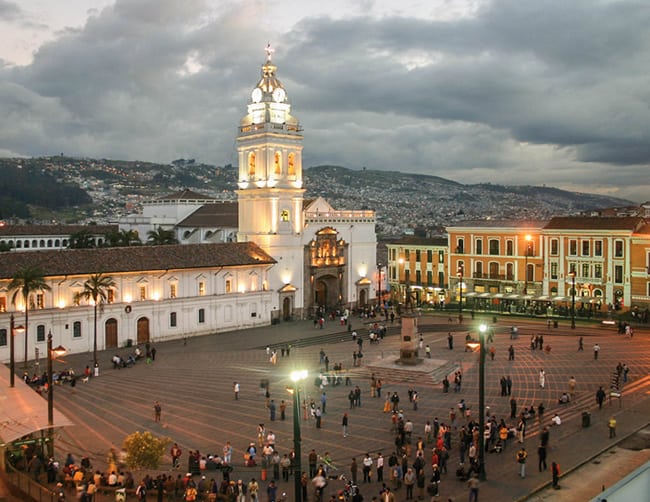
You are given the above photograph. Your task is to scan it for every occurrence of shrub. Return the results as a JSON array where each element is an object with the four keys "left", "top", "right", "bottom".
[{"left": 122, "top": 431, "right": 171, "bottom": 470}]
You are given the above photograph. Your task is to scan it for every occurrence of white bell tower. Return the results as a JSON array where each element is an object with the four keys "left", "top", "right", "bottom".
[{"left": 236, "top": 45, "right": 306, "bottom": 315}]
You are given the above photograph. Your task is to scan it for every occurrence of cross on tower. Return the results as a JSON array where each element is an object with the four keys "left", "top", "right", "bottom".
[{"left": 265, "top": 43, "right": 275, "bottom": 62}]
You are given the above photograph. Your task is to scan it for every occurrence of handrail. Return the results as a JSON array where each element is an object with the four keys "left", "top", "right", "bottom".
[{"left": 5, "top": 463, "right": 58, "bottom": 502}]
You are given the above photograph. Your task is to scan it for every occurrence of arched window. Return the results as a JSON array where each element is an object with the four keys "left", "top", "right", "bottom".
[
  {"left": 274, "top": 152, "right": 281, "bottom": 176},
  {"left": 288, "top": 153, "right": 296, "bottom": 176},
  {"left": 248, "top": 152, "right": 256, "bottom": 177},
  {"left": 474, "top": 262, "right": 483, "bottom": 278}
]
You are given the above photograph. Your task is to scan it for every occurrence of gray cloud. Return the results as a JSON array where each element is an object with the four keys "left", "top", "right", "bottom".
[
  {"left": 0, "top": 1, "right": 21, "bottom": 21},
  {"left": 0, "top": 0, "right": 648, "bottom": 201}
]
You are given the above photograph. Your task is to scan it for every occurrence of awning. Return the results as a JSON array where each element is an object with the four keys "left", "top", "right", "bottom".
[
  {"left": 464, "top": 292, "right": 478, "bottom": 298},
  {"left": 505, "top": 294, "right": 521, "bottom": 300},
  {"left": 478, "top": 293, "right": 492, "bottom": 298},
  {"left": 0, "top": 371, "right": 74, "bottom": 445}
]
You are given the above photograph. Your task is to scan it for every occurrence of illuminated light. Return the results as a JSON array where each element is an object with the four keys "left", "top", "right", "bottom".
[
  {"left": 281, "top": 270, "right": 292, "bottom": 284},
  {"left": 525, "top": 234, "right": 532, "bottom": 242},
  {"left": 57, "top": 300, "right": 66, "bottom": 309},
  {"left": 267, "top": 179, "right": 278, "bottom": 188},
  {"left": 152, "top": 292, "right": 161, "bottom": 301},
  {"left": 291, "top": 370, "right": 308, "bottom": 382},
  {"left": 238, "top": 181, "right": 250, "bottom": 189},
  {"left": 358, "top": 263, "right": 367, "bottom": 278},
  {"left": 124, "top": 294, "right": 133, "bottom": 303},
  {"left": 238, "top": 285, "right": 246, "bottom": 294},
  {"left": 292, "top": 181, "right": 303, "bottom": 189},
  {"left": 255, "top": 180, "right": 266, "bottom": 188}
]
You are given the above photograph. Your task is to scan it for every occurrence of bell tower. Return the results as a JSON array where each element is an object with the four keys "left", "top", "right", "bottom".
[{"left": 236, "top": 44, "right": 305, "bottom": 243}]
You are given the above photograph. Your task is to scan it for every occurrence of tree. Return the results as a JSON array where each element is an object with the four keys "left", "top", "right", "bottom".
[
  {"left": 103, "top": 229, "right": 141, "bottom": 247},
  {"left": 147, "top": 227, "right": 178, "bottom": 245},
  {"left": 69, "top": 229, "right": 96, "bottom": 249},
  {"left": 74, "top": 273, "right": 116, "bottom": 366},
  {"left": 8, "top": 266, "right": 51, "bottom": 366},
  {"left": 122, "top": 431, "right": 170, "bottom": 470}
]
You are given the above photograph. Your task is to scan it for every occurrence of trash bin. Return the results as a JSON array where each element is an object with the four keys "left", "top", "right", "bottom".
[
  {"left": 581, "top": 411, "right": 590, "bottom": 428},
  {"left": 553, "top": 320, "right": 558, "bottom": 328},
  {"left": 115, "top": 488, "right": 126, "bottom": 502}
]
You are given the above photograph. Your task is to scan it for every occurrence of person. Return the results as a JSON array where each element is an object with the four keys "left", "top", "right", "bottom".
[
  {"left": 136, "top": 480, "right": 147, "bottom": 501},
  {"left": 425, "top": 345, "right": 431, "bottom": 358},
  {"left": 537, "top": 443, "right": 547, "bottom": 471},
  {"left": 539, "top": 369, "right": 546, "bottom": 388},
  {"left": 516, "top": 447, "right": 527, "bottom": 478},
  {"left": 578, "top": 337, "right": 584, "bottom": 351},
  {"left": 468, "top": 473, "right": 479, "bottom": 502},
  {"left": 234, "top": 382, "right": 240, "bottom": 400},
  {"left": 594, "top": 343, "right": 600, "bottom": 360},
  {"left": 266, "top": 480, "right": 277, "bottom": 502},
  {"left": 448, "top": 332, "right": 454, "bottom": 350},
  {"left": 171, "top": 443, "right": 182, "bottom": 469},
  {"left": 404, "top": 467, "right": 416, "bottom": 500},
  {"left": 551, "top": 462, "right": 560, "bottom": 489},
  {"left": 510, "top": 397, "right": 517, "bottom": 419},
  {"left": 558, "top": 393, "right": 570, "bottom": 404},
  {"left": 280, "top": 400, "right": 286, "bottom": 420},
  {"left": 269, "top": 400, "right": 276, "bottom": 421},
  {"left": 248, "top": 478, "right": 259, "bottom": 502},
  {"left": 350, "top": 458, "right": 358, "bottom": 485},
  {"left": 154, "top": 401, "right": 162, "bottom": 422},
  {"left": 608, "top": 416, "right": 617, "bottom": 438},
  {"left": 508, "top": 345, "right": 515, "bottom": 361},
  {"left": 362, "top": 453, "right": 373, "bottom": 482},
  {"left": 569, "top": 376, "right": 577, "bottom": 396},
  {"left": 596, "top": 386, "right": 606, "bottom": 409},
  {"left": 551, "top": 414, "right": 561, "bottom": 426},
  {"left": 342, "top": 413, "right": 349, "bottom": 437}
]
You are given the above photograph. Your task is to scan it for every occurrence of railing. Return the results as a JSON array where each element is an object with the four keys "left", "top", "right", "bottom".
[
  {"left": 5, "top": 463, "right": 58, "bottom": 502},
  {"left": 471, "top": 273, "right": 516, "bottom": 281}
]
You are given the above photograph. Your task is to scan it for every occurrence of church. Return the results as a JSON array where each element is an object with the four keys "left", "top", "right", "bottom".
[{"left": 121, "top": 46, "right": 378, "bottom": 320}]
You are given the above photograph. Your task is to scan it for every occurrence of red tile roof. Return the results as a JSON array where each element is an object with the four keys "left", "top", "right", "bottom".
[
  {"left": 544, "top": 216, "right": 645, "bottom": 231},
  {"left": 0, "top": 242, "right": 275, "bottom": 279},
  {"left": 0, "top": 224, "right": 118, "bottom": 236}
]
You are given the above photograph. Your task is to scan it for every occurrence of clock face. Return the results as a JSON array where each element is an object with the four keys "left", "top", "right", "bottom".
[
  {"left": 251, "top": 88, "right": 262, "bottom": 103},
  {"left": 273, "top": 88, "right": 286, "bottom": 103}
]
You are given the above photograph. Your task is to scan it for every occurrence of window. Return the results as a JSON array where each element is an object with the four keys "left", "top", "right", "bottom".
[
  {"left": 582, "top": 241, "right": 590, "bottom": 256},
  {"left": 614, "top": 240, "right": 624, "bottom": 257},
  {"left": 489, "top": 262, "right": 499, "bottom": 278},
  {"left": 427, "top": 250, "right": 432, "bottom": 262},
  {"left": 594, "top": 240, "right": 603, "bottom": 256},
  {"left": 456, "top": 238, "right": 464, "bottom": 254},
  {"left": 0, "top": 328, "right": 6, "bottom": 346},
  {"left": 170, "top": 312, "right": 177, "bottom": 327},
  {"left": 405, "top": 249, "right": 410, "bottom": 260},
  {"left": 36, "top": 325, "right": 45, "bottom": 342},
  {"left": 415, "top": 270, "right": 421, "bottom": 284},
  {"left": 569, "top": 240, "right": 577, "bottom": 256},
  {"left": 614, "top": 265, "right": 623, "bottom": 284},
  {"left": 198, "top": 281, "right": 206, "bottom": 296},
  {"left": 527, "top": 264, "right": 534, "bottom": 282},
  {"left": 648, "top": 283, "right": 650, "bottom": 296},
  {"left": 506, "top": 263, "right": 514, "bottom": 280},
  {"left": 488, "top": 239, "right": 499, "bottom": 255},
  {"left": 280, "top": 210, "right": 290, "bottom": 222},
  {"left": 415, "top": 250, "right": 421, "bottom": 261},
  {"left": 287, "top": 153, "right": 296, "bottom": 176},
  {"left": 225, "top": 279, "right": 232, "bottom": 293},
  {"left": 475, "top": 262, "right": 483, "bottom": 278},
  {"left": 405, "top": 270, "right": 410, "bottom": 283},
  {"left": 0, "top": 297, "right": 5, "bottom": 312},
  {"left": 438, "top": 271, "right": 445, "bottom": 287},
  {"left": 73, "top": 321, "right": 82, "bottom": 338},
  {"left": 582, "top": 263, "right": 590, "bottom": 278},
  {"left": 198, "top": 308, "right": 205, "bottom": 323},
  {"left": 107, "top": 289, "right": 114, "bottom": 304},
  {"left": 550, "top": 262, "right": 558, "bottom": 280},
  {"left": 248, "top": 152, "right": 256, "bottom": 177},
  {"left": 438, "top": 250, "right": 444, "bottom": 264},
  {"left": 594, "top": 264, "right": 602, "bottom": 279},
  {"left": 427, "top": 271, "right": 433, "bottom": 286},
  {"left": 170, "top": 284, "right": 177, "bottom": 299},
  {"left": 506, "top": 240, "right": 514, "bottom": 256},
  {"left": 139, "top": 286, "right": 147, "bottom": 301},
  {"left": 475, "top": 240, "right": 483, "bottom": 255}
]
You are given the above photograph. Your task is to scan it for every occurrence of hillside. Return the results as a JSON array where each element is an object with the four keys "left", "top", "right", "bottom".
[{"left": 0, "top": 157, "right": 635, "bottom": 234}]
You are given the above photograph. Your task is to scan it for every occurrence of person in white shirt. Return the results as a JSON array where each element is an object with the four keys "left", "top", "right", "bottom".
[{"left": 551, "top": 414, "right": 562, "bottom": 426}]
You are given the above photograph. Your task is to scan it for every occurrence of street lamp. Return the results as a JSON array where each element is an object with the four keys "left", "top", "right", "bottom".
[
  {"left": 524, "top": 235, "right": 532, "bottom": 295},
  {"left": 47, "top": 331, "right": 67, "bottom": 457},
  {"left": 9, "top": 314, "right": 25, "bottom": 388},
  {"left": 290, "top": 370, "right": 308, "bottom": 502},
  {"left": 568, "top": 271, "right": 576, "bottom": 329},
  {"left": 377, "top": 263, "right": 382, "bottom": 306},
  {"left": 457, "top": 264, "right": 464, "bottom": 314}
]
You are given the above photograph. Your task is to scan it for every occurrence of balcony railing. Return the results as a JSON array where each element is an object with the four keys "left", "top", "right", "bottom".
[{"left": 472, "top": 273, "right": 515, "bottom": 281}]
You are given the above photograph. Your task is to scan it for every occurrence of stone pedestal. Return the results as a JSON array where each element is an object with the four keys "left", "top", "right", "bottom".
[{"left": 398, "top": 313, "right": 422, "bottom": 365}]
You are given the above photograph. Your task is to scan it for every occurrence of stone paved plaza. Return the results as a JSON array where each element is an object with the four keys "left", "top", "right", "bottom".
[{"left": 41, "top": 312, "right": 650, "bottom": 501}]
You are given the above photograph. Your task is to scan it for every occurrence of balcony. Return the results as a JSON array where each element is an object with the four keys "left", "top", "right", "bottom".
[{"left": 472, "top": 273, "right": 515, "bottom": 281}]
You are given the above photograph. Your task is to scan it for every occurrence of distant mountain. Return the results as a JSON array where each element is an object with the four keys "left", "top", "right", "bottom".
[{"left": 0, "top": 157, "right": 635, "bottom": 233}]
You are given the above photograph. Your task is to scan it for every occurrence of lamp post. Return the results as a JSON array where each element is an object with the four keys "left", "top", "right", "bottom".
[
  {"left": 477, "top": 323, "right": 487, "bottom": 480},
  {"left": 569, "top": 271, "right": 576, "bottom": 329},
  {"left": 9, "top": 314, "right": 24, "bottom": 388},
  {"left": 377, "top": 263, "right": 382, "bottom": 306},
  {"left": 47, "top": 331, "right": 66, "bottom": 458},
  {"left": 524, "top": 235, "right": 532, "bottom": 295},
  {"left": 290, "top": 370, "right": 308, "bottom": 502},
  {"left": 457, "top": 264, "right": 464, "bottom": 314}
]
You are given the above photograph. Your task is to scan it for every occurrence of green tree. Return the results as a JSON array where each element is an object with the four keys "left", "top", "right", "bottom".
[
  {"left": 117, "top": 229, "right": 142, "bottom": 246},
  {"left": 122, "top": 431, "right": 170, "bottom": 470},
  {"left": 74, "top": 273, "right": 116, "bottom": 366},
  {"left": 69, "top": 229, "right": 96, "bottom": 249},
  {"left": 8, "top": 266, "right": 51, "bottom": 366},
  {"left": 147, "top": 227, "right": 178, "bottom": 245}
]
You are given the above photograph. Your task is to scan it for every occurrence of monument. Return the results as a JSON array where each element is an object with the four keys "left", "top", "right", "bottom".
[{"left": 397, "top": 284, "right": 422, "bottom": 365}]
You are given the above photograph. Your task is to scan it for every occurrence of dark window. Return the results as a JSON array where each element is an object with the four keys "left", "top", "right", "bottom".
[
  {"left": 595, "top": 240, "right": 603, "bottom": 256},
  {"left": 405, "top": 270, "right": 410, "bottom": 283},
  {"left": 438, "top": 251, "right": 444, "bottom": 263},
  {"left": 427, "top": 271, "right": 433, "bottom": 286},
  {"left": 582, "top": 263, "right": 589, "bottom": 277},
  {"left": 614, "top": 265, "right": 623, "bottom": 283},
  {"left": 475, "top": 240, "right": 483, "bottom": 255},
  {"left": 415, "top": 250, "right": 421, "bottom": 261},
  {"left": 36, "top": 325, "right": 46, "bottom": 342},
  {"left": 569, "top": 240, "right": 577, "bottom": 255},
  {"left": 594, "top": 264, "right": 602, "bottom": 279},
  {"left": 456, "top": 239, "right": 464, "bottom": 253},
  {"left": 415, "top": 271, "right": 421, "bottom": 284},
  {"left": 73, "top": 321, "right": 82, "bottom": 338},
  {"left": 582, "top": 241, "right": 590, "bottom": 256},
  {"left": 506, "top": 240, "right": 514, "bottom": 256},
  {"left": 550, "top": 239, "right": 559, "bottom": 256},
  {"left": 438, "top": 271, "right": 445, "bottom": 287},
  {"left": 427, "top": 250, "right": 432, "bottom": 262},
  {"left": 615, "top": 240, "right": 624, "bottom": 257},
  {"left": 405, "top": 249, "right": 410, "bottom": 260},
  {"left": 489, "top": 239, "right": 499, "bottom": 255},
  {"left": 198, "top": 308, "right": 205, "bottom": 323},
  {"left": 0, "top": 329, "right": 7, "bottom": 346},
  {"left": 170, "top": 312, "right": 177, "bottom": 327},
  {"left": 551, "top": 262, "right": 558, "bottom": 280}
]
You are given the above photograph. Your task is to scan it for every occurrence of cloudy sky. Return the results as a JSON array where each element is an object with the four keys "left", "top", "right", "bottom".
[{"left": 1, "top": 0, "right": 649, "bottom": 202}]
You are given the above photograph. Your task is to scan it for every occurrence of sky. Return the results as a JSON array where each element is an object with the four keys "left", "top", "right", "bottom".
[{"left": 1, "top": 0, "right": 649, "bottom": 203}]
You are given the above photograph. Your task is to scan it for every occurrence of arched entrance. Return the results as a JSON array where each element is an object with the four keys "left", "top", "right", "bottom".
[
  {"left": 105, "top": 318, "right": 118, "bottom": 349},
  {"left": 282, "top": 297, "right": 292, "bottom": 321},
  {"left": 314, "top": 275, "right": 339, "bottom": 308},
  {"left": 359, "top": 288, "right": 367, "bottom": 307},
  {"left": 136, "top": 317, "right": 150, "bottom": 344}
]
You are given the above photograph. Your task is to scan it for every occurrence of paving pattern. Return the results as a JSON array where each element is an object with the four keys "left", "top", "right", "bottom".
[{"left": 36, "top": 313, "right": 650, "bottom": 501}]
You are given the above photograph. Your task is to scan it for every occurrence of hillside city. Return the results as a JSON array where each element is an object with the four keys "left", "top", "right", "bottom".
[{"left": 0, "top": 156, "right": 638, "bottom": 237}]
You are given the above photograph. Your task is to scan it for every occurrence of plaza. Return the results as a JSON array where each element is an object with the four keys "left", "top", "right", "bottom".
[{"left": 29, "top": 311, "right": 650, "bottom": 501}]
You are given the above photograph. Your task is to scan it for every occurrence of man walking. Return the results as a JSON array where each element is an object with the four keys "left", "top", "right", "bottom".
[
  {"left": 467, "top": 474, "right": 479, "bottom": 502},
  {"left": 234, "top": 381, "right": 240, "bottom": 400},
  {"left": 594, "top": 343, "right": 600, "bottom": 360},
  {"left": 342, "top": 413, "right": 349, "bottom": 437},
  {"left": 596, "top": 386, "right": 606, "bottom": 409},
  {"left": 537, "top": 443, "right": 547, "bottom": 471},
  {"left": 154, "top": 401, "right": 162, "bottom": 423},
  {"left": 608, "top": 416, "right": 617, "bottom": 438}
]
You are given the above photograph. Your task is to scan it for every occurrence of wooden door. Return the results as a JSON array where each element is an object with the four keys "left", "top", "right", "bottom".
[{"left": 105, "top": 318, "right": 118, "bottom": 348}]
